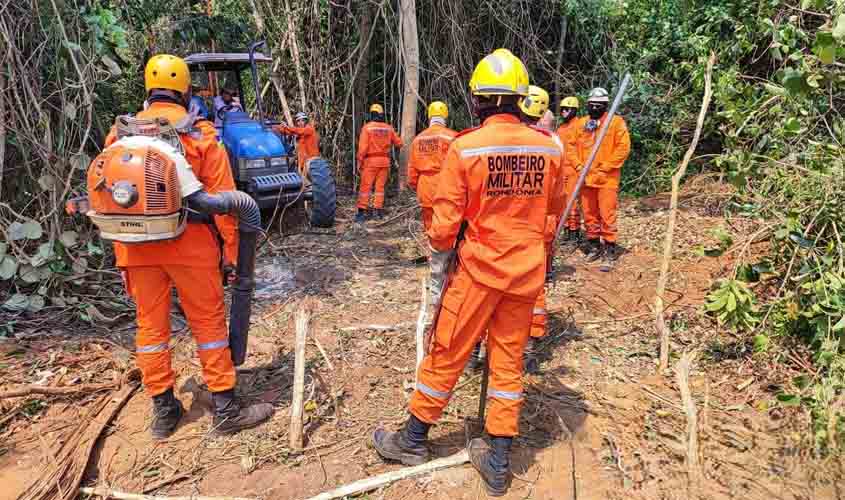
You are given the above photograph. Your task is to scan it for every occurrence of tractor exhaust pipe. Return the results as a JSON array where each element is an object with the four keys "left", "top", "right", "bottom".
[{"left": 186, "top": 190, "right": 261, "bottom": 366}]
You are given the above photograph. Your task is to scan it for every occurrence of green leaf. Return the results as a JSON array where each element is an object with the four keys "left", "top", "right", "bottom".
[
  {"left": 776, "top": 393, "right": 801, "bottom": 407},
  {"left": 101, "top": 55, "right": 122, "bottom": 76},
  {"left": 726, "top": 293, "right": 737, "bottom": 312},
  {"left": 27, "top": 295, "right": 45, "bottom": 313},
  {"left": 817, "top": 44, "right": 836, "bottom": 65},
  {"left": 753, "top": 334, "right": 769, "bottom": 353},
  {"left": 706, "top": 294, "right": 728, "bottom": 312},
  {"left": 37, "top": 175, "right": 56, "bottom": 191},
  {"left": 2, "top": 293, "right": 29, "bottom": 311},
  {"left": 18, "top": 264, "right": 41, "bottom": 283},
  {"left": 833, "top": 14, "right": 845, "bottom": 41},
  {"left": 784, "top": 117, "right": 802, "bottom": 134},
  {"left": 71, "top": 153, "right": 91, "bottom": 171},
  {"left": 782, "top": 68, "right": 808, "bottom": 94},
  {"left": 8, "top": 221, "right": 26, "bottom": 241},
  {"left": 793, "top": 375, "right": 810, "bottom": 390},
  {"left": 833, "top": 315, "right": 845, "bottom": 332},
  {"left": 60, "top": 231, "right": 79, "bottom": 248},
  {"left": 22, "top": 221, "right": 42, "bottom": 240},
  {"left": 0, "top": 256, "right": 18, "bottom": 280},
  {"left": 789, "top": 233, "right": 813, "bottom": 248},
  {"left": 763, "top": 83, "right": 787, "bottom": 96}
]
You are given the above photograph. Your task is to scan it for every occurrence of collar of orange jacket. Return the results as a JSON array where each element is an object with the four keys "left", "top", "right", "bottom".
[
  {"left": 141, "top": 101, "right": 188, "bottom": 120},
  {"left": 482, "top": 114, "right": 521, "bottom": 127}
]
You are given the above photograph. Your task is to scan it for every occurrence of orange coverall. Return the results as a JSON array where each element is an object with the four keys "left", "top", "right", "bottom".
[
  {"left": 276, "top": 123, "right": 320, "bottom": 170},
  {"left": 572, "top": 114, "right": 631, "bottom": 243},
  {"left": 407, "top": 123, "right": 457, "bottom": 231},
  {"left": 556, "top": 119, "right": 582, "bottom": 231},
  {"left": 413, "top": 114, "right": 565, "bottom": 436},
  {"left": 105, "top": 101, "right": 239, "bottom": 397},
  {"left": 356, "top": 121, "right": 402, "bottom": 210}
]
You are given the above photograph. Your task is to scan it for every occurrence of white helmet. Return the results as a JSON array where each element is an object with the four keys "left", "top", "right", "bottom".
[
  {"left": 295, "top": 111, "right": 309, "bottom": 122},
  {"left": 587, "top": 87, "right": 610, "bottom": 103}
]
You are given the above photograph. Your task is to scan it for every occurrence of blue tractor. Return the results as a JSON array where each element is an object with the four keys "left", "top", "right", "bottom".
[{"left": 185, "top": 42, "right": 336, "bottom": 227}]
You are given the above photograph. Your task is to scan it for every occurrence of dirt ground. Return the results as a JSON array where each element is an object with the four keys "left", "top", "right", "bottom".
[{"left": 1, "top": 187, "right": 843, "bottom": 500}]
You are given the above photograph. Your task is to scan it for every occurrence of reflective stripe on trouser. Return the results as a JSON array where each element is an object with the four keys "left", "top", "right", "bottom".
[
  {"left": 530, "top": 287, "right": 546, "bottom": 339},
  {"left": 127, "top": 265, "right": 235, "bottom": 396},
  {"left": 581, "top": 186, "right": 618, "bottom": 242},
  {"left": 564, "top": 173, "right": 581, "bottom": 230},
  {"left": 357, "top": 164, "right": 390, "bottom": 209},
  {"left": 421, "top": 207, "right": 434, "bottom": 233},
  {"left": 410, "top": 264, "right": 533, "bottom": 436}
]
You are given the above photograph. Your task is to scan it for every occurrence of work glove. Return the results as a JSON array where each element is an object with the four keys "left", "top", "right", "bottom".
[{"left": 428, "top": 247, "right": 455, "bottom": 306}]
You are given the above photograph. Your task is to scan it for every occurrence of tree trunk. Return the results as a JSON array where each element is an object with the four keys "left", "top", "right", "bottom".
[
  {"left": 283, "top": 0, "right": 308, "bottom": 110},
  {"left": 353, "top": 2, "right": 372, "bottom": 144},
  {"left": 398, "top": 0, "right": 419, "bottom": 191},
  {"left": 554, "top": 13, "right": 568, "bottom": 103}
]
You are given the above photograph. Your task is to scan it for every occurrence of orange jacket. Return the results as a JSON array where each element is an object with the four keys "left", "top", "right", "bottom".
[
  {"left": 571, "top": 114, "right": 631, "bottom": 189},
  {"left": 105, "top": 101, "right": 239, "bottom": 268},
  {"left": 356, "top": 121, "right": 402, "bottom": 169},
  {"left": 276, "top": 123, "right": 320, "bottom": 168},
  {"left": 408, "top": 123, "right": 457, "bottom": 206},
  {"left": 429, "top": 114, "right": 565, "bottom": 298}
]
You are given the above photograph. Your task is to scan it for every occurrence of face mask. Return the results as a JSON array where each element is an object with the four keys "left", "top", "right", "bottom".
[
  {"left": 587, "top": 103, "right": 607, "bottom": 120},
  {"left": 560, "top": 107, "right": 576, "bottom": 123}
]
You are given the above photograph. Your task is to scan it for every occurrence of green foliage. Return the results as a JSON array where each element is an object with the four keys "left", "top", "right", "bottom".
[{"left": 705, "top": 279, "right": 759, "bottom": 331}]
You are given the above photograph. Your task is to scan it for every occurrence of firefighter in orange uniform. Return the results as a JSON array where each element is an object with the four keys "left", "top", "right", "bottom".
[
  {"left": 407, "top": 101, "right": 457, "bottom": 232},
  {"left": 107, "top": 55, "right": 273, "bottom": 440},
  {"left": 372, "top": 49, "right": 565, "bottom": 497},
  {"left": 355, "top": 104, "right": 402, "bottom": 222},
  {"left": 275, "top": 111, "right": 321, "bottom": 173},
  {"left": 557, "top": 96, "right": 583, "bottom": 241},
  {"left": 516, "top": 84, "right": 563, "bottom": 373},
  {"left": 573, "top": 87, "right": 631, "bottom": 267}
]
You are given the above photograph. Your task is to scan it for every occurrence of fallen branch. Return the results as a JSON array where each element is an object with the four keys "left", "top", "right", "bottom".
[
  {"left": 675, "top": 350, "right": 701, "bottom": 495},
  {"left": 339, "top": 322, "right": 413, "bottom": 333},
  {"left": 0, "top": 382, "right": 118, "bottom": 399},
  {"left": 80, "top": 488, "right": 255, "bottom": 500},
  {"left": 311, "top": 336, "right": 335, "bottom": 371},
  {"left": 20, "top": 382, "right": 138, "bottom": 500},
  {"left": 304, "top": 449, "right": 469, "bottom": 500},
  {"left": 657, "top": 53, "right": 716, "bottom": 372}
]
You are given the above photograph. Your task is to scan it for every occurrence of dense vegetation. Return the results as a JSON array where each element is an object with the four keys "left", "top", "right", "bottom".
[{"left": 0, "top": 0, "right": 843, "bottom": 447}]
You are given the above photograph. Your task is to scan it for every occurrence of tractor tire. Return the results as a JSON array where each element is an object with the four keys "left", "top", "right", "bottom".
[{"left": 306, "top": 157, "right": 336, "bottom": 227}]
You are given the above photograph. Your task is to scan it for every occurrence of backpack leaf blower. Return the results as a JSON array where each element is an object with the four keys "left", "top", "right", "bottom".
[{"left": 68, "top": 115, "right": 260, "bottom": 366}]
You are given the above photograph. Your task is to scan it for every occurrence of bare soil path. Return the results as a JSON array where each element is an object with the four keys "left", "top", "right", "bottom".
[{"left": 1, "top": 190, "right": 841, "bottom": 500}]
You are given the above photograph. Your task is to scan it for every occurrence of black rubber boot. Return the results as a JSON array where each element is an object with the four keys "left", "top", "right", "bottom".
[
  {"left": 599, "top": 242, "right": 621, "bottom": 272},
  {"left": 581, "top": 238, "right": 601, "bottom": 257},
  {"left": 466, "top": 342, "right": 484, "bottom": 373},
  {"left": 150, "top": 388, "right": 184, "bottom": 440},
  {"left": 372, "top": 414, "right": 431, "bottom": 466},
  {"left": 523, "top": 338, "right": 540, "bottom": 375},
  {"left": 211, "top": 389, "right": 274, "bottom": 436},
  {"left": 586, "top": 239, "right": 605, "bottom": 262},
  {"left": 354, "top": 209, "right": 367, "bottom": 223},
  {"left": 468, "top": 436, "right": 512, "bottom": 497}
]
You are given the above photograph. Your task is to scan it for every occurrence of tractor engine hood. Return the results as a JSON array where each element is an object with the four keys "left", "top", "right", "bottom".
[{"left": 221, "top": 113, "right": 288, "bottom": 159}]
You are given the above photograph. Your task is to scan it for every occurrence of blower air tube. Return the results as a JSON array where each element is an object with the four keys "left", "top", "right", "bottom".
[{"left": 185, "top": 191, "right": 261, "bottom": 366}]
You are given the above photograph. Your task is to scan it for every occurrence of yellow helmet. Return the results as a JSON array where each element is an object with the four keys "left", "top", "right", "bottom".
[
  {"left": 145, "top": 54, "right": 190, "bottom": 94},
  {"left": 560, "top": 96, "right": 580, "bottom": 109},
  {"left": 468, "top": 48, "right": 529, "bottom": 97},
  {"left": 369, "top": 103, "right": 384, "bottom": 114},
  {"left": 518, "top": 85, "right": 550, "bottom": 118},
  {"left": 427, "top": 101, "right": 448, "bottom": 120}
]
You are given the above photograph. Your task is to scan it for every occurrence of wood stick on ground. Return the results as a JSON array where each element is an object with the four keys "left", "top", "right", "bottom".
[
  {"left": 304, "top": 449, "right": 470, "bottom": 500},
  {"left": 339, "top": 322, "right": 413, "bottom": 332},
  {"left": 656, "top": 53, "right": 716, "bottom": 372},
  {"left": 80, "top": 488, "right": 255, "bottom": 500},
  {"left": 0, "top": 382, "right": 118, "bottom": 399},
  {"left": 415, "top": 277, "right": 428, "bottom": 380},
  {"left": 675, "top": 350, "right": 701, "bottom": 496},
  {"left": 311, "top": 336, "right": 334, "bottom": 371},
  {"left": 290, "top": 307, "right": 311, "bottom": 451}
]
